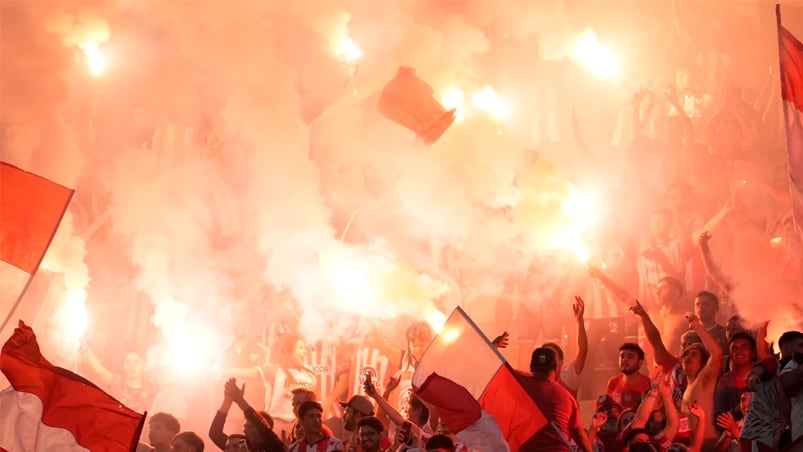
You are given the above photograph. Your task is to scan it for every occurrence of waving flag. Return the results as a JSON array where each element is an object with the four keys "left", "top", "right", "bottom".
[
  {"left": 412, "top": 307, "right": 547, "bottom": 451},
  {"left": 778, "top": 6, "right": 803, "bottom": 242},
  {"left": 0, "top": 321, "right": 145, "bottom": 452},
  {"left": 0, "top": 162, "right": 73, "bottom": 333}
]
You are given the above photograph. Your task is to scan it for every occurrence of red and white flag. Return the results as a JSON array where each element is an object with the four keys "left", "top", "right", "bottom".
[
  {"left": 0, "top": 162, "right": 73, "bottom": 330},
  {"left": 412, "top": 307, "right": 547, "bottom": 451},
  {"left": 778, "top": 7, "right": 803, "bottom": 241},
  {"left": 0, "top": 321, "right": 146, "bottom": 452}
]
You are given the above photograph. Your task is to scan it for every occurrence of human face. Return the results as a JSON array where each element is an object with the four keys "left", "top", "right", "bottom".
[
  {"left": 739, "top": 391, "right": 752, "bottom": 415},
  {"left": 729, "top": 338, "right": 754, "bottom": 367},
  {"left": 626, "top": 432, "right": 652, "bottom": 451},
  {"left": 302, "top": 408, "right": 323, "bottom": 436},
  {"left": 293, "top": 340, "right": 308, "bottom": 366},
  {"left": 148, "top": 420, "right": 174, "bottom": 447},
  {"left": 619, "top": 349, "right": 643, "bottom": 375},
  {"left": 682, "top": 347, "right": 704, "bottom": 378},
  {"left": 649, "top": 211, "right": 671, "bottom": 239},
  {"left": 655, "top": 281, "right": 680, "bottom": 307},
  {"left": 409, "top": 338, "right": 430, "bottom": 362},
  {"left": 243, "top": 419, "right": 260, "bottom": 446},
  {"left": 344, "top": 406, "right": 362, "bottom": 431},
  {"left": 172, "top": 438, "right": 199, "bottom": 452},
  {"left": 782, "top": 337, "right": 803, "bottom": 359},
  {"left": 358, "top": 425, "right": 381, "bottom": 451},
  {"left": 123, "top": 353, "right": 145, "bottom": 379},
  {"left": 694, "top": 295, "right": 717, "bottom": 322}
]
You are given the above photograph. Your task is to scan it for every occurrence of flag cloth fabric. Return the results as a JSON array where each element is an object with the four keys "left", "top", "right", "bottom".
[
  {"left": 0, "top": 321, "right": 145, "bottom": 452},
  {"left": 377, "top": 66, "right": 456, "bottom": 144},
  {"left": 412, "top": 307, "right": 548, "bottom": 451},
  {"left": 0, "top": 162, "right": 73, "bottom": 329},
  {"left": 778, "top": 11, "right": 803, "bottom": 242}
]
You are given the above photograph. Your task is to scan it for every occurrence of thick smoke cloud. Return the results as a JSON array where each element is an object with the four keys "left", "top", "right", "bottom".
[{"left": 1, "top": 0, "right": 799, "bottom": 372}]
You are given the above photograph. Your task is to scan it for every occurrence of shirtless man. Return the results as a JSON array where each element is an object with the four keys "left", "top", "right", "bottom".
[{"left": 679, "top": 313, "right": 723, "bottom": 450}]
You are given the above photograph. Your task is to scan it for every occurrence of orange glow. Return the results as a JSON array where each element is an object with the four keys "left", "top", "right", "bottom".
[
  {"left": 470, "top": 85, "right": 509, "bottom": 119},
  {"left": 57, "top": 289, "right": 88, "bottom": 348},
  {"left": 426, "top": 309, "right": 447, "bottom": 333},
  {"left": 337, "top": 37, "right": 363, "bottom": 64},
  {"left": 571, "top": 28, "right": 617, "bottom": 78},
  {"left": 80, "top": 41, "right": 106, "bottom": 77},
  {"left": 439, "top": 86, "right": 465, "bottom": 121}
]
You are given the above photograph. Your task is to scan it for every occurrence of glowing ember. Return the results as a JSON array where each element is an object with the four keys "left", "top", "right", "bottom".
[
  {"left": 770, "top": 236, "right": 784, "bottom": 247},
  {"left": 471, "top": 85, "right": 509, "bottom": 119},
  {"left": 571, "top": 28, "right": 617, "bottom": 79}
]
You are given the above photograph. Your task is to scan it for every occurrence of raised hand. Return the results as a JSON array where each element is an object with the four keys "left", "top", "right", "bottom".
[
  {"left": 685, "top": 312, "right": 701, "bottom": 330},
  {"left": 572, "top": 296, "right": 585, "bottom": 321},
  {"left": 383, "top": 375, "right": 400, "bottom": 398},
  {"left": 224, "top": 378, "right": 246, "bottom": 406},
  {"left": 688, "top": 402, "right": 705, "bottom": 419},
  {"left": 591, "top": 411, "right": 608, "bottom": 430},
  {"left": 363, "top": 378, "right": 378, "bottom": 398},
  {"left": 698, "top": 231, "right": 712, "bottom": 248},
  {"left": 492, "top": 331, "right": 510, "bottom": 349},
  {"left": 629, "top": 300, "right": 648, "bottom": 318},
  {"left": 716, "top": 412, "right": 737, "bottom": 435}
]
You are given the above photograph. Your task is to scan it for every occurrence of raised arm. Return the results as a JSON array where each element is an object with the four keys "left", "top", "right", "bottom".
[
  {"left": 697, "top": 232, "right": 731, "bottom": 295},
  {"left": 572, "top": 296, "right": 589, "bottom": 374},
  {"left": 691, "top": 197, "right": 735, "bottom": 246},
  {"left": 226, "top": 378, "right": 286, "bottom": 452},
  {"left": 630, "top": 300, "right": 672, "bottom": 364},
  {"left": 687, "top": 402, "right": 707, "bottom": 452},
  {"left": 364, "top": 377, "right": 406, "bottom": 427},
  {"left": 588, "top": 265, "right": 631, "bottom": 304},
  {"left": 209, "top": 383, "right": 233, "bottom": 450},
  {"left": 665, "top": 84, "right": 695, "bottom": 143},
  {"left": 756, "top": 321, "right": 771, "bottom": 360},
  {"left": 688, "top": 314, "right": 724, "bottom": 383},
  {"left": 80, "top": 345, "right": 114, "bottom": 386}
]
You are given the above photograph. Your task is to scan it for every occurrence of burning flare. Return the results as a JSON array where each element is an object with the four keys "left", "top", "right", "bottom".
[
  {"left": 571, "top": 28, "right": 618, "bottom": 79},
  {"left": 80, "top": 41, "right": 106, "bottom": 77}
]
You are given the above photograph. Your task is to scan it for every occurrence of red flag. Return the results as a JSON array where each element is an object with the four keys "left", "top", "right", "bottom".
[
  {"left": 0, "top": 321, "right": 145, "bottom": 452},
  {"left": 377, "top": 66, "right": 456, "bottom": 144},
  {"left": 778, "top": 9, "right": 803, "bottom": 243},
  {"left": 412, "top": 307, "right": 548, "bottom": 451},
  {"left": 0, "top": 162, "right": 73, "bottom": 329}
]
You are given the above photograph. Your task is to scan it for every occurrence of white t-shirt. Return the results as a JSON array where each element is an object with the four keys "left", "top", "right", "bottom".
[
  {"left": 781, "top": 359, "right": 803, "bottom": 442},
  {"left": 560, "top": 362, "right": 580, "bottom": 393}
]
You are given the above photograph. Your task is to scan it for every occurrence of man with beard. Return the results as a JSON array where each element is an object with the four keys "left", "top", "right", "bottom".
[
  {"left": 713, "top": 332, "right": 757, "bottom": 420},
  {"left": 347, "top": 417, "right": 385, "bottom": 452},
  {"left": 679, "top": 314, "right": 723, "bottom": 450},
  {"left": 606, "top": 343, "right": 651, "bottom": 410}
]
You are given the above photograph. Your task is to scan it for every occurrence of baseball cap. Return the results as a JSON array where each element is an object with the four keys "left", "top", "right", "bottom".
[
  {"left": 338, "top": 395, "right": 374, "bottom": 416},
  {"left": 530, "top": 347, "right": 557, "bottom": 371},
  {"left": 595, "top": 394, "right": 622, "bottom": 412}
]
